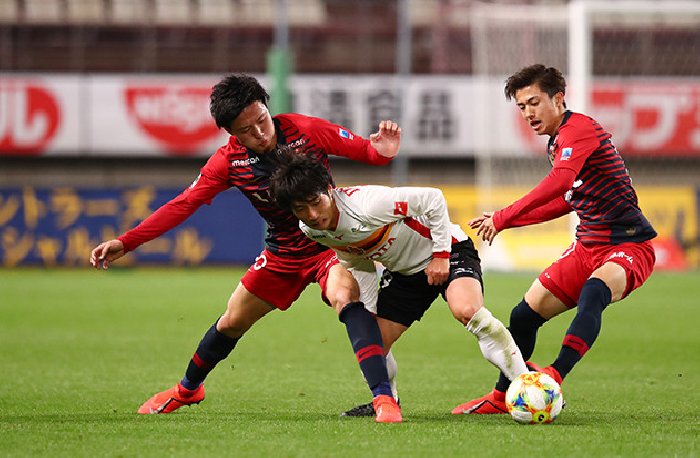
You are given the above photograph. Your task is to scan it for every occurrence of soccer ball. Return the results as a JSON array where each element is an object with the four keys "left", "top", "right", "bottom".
[{"left": 505, "top": 371, "right": 563, "bottom": 424}]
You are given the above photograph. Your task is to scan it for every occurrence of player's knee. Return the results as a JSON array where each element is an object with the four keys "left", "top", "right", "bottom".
[
  {"left": 450, "top": 302, "right": 481, "bottom": 326},
  {"left": 328, "top": 288, "right": 360, "bottom": 313},
  {"left": 218, "top": 310, "right": 256, "bottom": 338},
  {"left": 509, "top": 299, "right": 546, "bottom": 332}
]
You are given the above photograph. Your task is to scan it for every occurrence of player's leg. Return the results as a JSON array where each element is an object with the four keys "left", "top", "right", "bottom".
[
  {"left": 340, "top": 347, "right": 400, "bottom": 418},
  {"left": 549, "top": 240, "right": 655, "bottom": 381},
  {"left": 351, "top": 266, "right": 400, "bottom": 400},
  {"left": 452, "top": 279, "right": 566, "bottom": 415},
  {"left": 138, "top": 248, "right": 307, "bottom": 415},
  {"left": 446, "top": 276, "right": 529, "bottom": 382},
  {"left": 455, "top": 240, "right": 584, "bottom": 415},
  {"left": 324, "top": 263, "right": 400, "bottom": 423},
  {"left": 340, "top": 267, "right": 401, "bottom": 417},
  {"left": 137, "top": 282, "right": 274, "bottom": 414}
]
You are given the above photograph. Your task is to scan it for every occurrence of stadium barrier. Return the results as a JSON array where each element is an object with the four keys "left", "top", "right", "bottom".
[
  {"left": 0, "top": 186, "right": 265, "bottom": 267},
  {"left": 1, "top": 185, "right": 695, "bottom": 270}
]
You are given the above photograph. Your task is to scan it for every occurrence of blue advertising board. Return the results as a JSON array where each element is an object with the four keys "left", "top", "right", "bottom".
[{"left": 0, "top": 186, "right": 265, "bottom": 267}]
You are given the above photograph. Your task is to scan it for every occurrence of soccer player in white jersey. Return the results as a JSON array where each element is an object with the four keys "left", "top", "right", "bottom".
[{"left": 269, "top": 152, "right": 528, "bottom": 416}]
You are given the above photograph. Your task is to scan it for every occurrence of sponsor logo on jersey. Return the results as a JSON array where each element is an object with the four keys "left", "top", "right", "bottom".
[
  {"left": 338, "top": 128, "right": 354, "bottom": 140},
  {"left": 286, "top": 138, "right": 308, "bottom": 150},
  {"left": 231, "top": 156, "right": 260, "bottom": 167},
  {"left": 367, "top": 237, "right": 396, "bottom": 260},
  {"left": 394, "top": 201, "right": 408, "bottom": 216},
  {"left": 561, "top": 147, "right": 573, "bottom": 160}
]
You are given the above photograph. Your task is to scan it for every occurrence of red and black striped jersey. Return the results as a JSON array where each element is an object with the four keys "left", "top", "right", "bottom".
[
  {"left": 494, "top": 111, "right": 656, "bottom": 245},
  {"left": 118, "top": 113, "right": 392, "bottom": 257}
]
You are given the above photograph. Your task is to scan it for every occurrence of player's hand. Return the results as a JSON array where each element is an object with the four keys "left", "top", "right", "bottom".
[
  {"left": 369, "top": 120, "right": 401, "bottom": 158},
  {"left": 90, "top": 239, "right": 125, "bottom": 270},
  {"left": 468, "top": 211, "right": 493, "bottom": 230},
  {"left": 475, "top": 214, "right": 499, "bottom": 245},
  {"left": 425, "top": 256, "right": 449, "bottom": 286}
]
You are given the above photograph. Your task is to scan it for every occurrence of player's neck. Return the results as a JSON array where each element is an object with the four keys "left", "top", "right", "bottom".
[{"left": 329, "top": 206, "right": 340, "bottom": 231}]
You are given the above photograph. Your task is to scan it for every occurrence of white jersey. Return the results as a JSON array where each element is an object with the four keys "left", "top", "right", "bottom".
[{"left": 300, "top": 185, "right": 468, "bottom": 275}]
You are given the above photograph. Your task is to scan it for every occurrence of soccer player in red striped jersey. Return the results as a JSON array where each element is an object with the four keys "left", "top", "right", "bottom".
[
  {"left": 453, "top": 64, "right": 657, "bottom": 415},
  {"left": 89, "top": 74, "right": 403, "bottom": 422}
]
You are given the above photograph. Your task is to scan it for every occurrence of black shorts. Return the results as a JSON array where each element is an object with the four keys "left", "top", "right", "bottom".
[{"left": 376, "top": 239, "right": 483, "bottom": 327}]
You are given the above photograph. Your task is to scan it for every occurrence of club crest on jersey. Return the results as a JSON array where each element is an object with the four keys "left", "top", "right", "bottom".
[
  {"left": 394, "top": 201, "right": 408, "bottom": 216},
  {"left": 338, "top": 128, "right": 354, "bottom": 140},
  {"left": 561, "top": 147, "right": 573, "bottom": 161}
]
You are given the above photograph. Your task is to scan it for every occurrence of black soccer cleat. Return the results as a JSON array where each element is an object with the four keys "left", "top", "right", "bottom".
[
  {"left": 340, "top": 401, "right": 375, "bottom": 417},
  {"left": 340, "top": 398, "right": 400, "bottom": 417}
]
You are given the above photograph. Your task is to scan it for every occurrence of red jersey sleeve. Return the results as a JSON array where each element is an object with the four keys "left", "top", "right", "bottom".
[
  {"left": 552, "top": 120, "right": 599, "bottom": 174},
  {"left": 305, "top": 116, "right": 392, "bottom": 165},
  {"left": 118, "top": 152, "right": 231, "bottom": 253},
  {"left": 495, "top": 195, "right": 572, "bottom": 229},
  {"left": 492, "top": 168, "right": 576, "bottom": 231}
]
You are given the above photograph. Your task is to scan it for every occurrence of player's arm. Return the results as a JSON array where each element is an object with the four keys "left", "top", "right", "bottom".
[
  {"left": 501, "top": 195, "right": 572, "bottom": 228},
  {"left": 309, "top": 117, "right": 400, "bottom": 164},
  {"left": 472, "top": 125, "right": 595, "bottom": 244},
  {"left": 90, "top": 157, "right": 229, "bottom": 269},
  {"left": 491, "top": 168, "right": 576, "bottom": 231}
]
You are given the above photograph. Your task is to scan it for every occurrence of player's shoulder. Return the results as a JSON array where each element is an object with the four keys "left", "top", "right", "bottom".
[
  {"left": 275, "top": 113, "right": 326, "bottom": 130},
  {"left": 559, "top": 111, "right": 601, "bottom": 138},
  {"left": 214, "top": 137, "right": 247, "bottom": 158},
  {"left": 335, "top": 184, "right": 388, "bottom": 199},
  {"left": 205, "top": 137, "right": 247, "bottom": 170}
]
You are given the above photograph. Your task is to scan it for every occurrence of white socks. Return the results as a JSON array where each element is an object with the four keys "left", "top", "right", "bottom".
[
  {"left": 466, "top": 307, "right": 528, "bottom": 381},
  {"left": 385, "top": 349, "right": 399, "bottom": 400}
]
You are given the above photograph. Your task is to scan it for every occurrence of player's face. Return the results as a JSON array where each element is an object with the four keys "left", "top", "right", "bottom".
[
  {"left": 227, "top": 101, "right": 277, "bottom": 153},
  {"left": 291, "top": 188, "right": 339, "bottom": 231},
  {"left": 514, "top": 84, "right": 566, "bottom": 137}
]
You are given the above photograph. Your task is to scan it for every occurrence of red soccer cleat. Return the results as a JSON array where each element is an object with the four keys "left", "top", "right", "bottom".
[
  {"left": 137, "top": 383, "right": 205, "bottom": 414},
  {"left": 373, "top": 395, "right": 402, "bottom": 423},
  {"left": 525, "top": 361, "right": 563, "bottom": 385},
  {"left": 451, "top": 389, "right": 508, "bottom": 415}
]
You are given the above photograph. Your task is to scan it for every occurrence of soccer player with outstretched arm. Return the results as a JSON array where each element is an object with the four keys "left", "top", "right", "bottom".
[
  {"left": 89, "top": 74, "right": 403, "bottom": 423},
  {"left": 453, "top": 64, "right": 656, "bottom": 415},
  {"left": 270, "top": 152, "right": 529, "bottom": 416}
]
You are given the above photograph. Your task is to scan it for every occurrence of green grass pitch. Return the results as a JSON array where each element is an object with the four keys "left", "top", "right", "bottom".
[{"left": 1, "top": 268, "right": 698, "bottom": 457}]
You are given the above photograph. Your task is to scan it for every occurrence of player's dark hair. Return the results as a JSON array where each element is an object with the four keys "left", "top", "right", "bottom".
[
  {"left": 270, "top": 150, "right": 332, "bottom": 212},
  {"left": 210, "top": 74, "right": 270, "bottom": 129},
  {"left": 504, "top": 64, "right": 566, "bottom": 104}
]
